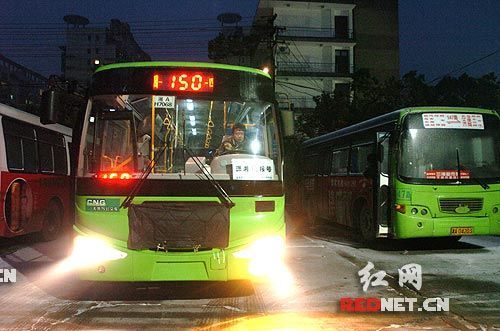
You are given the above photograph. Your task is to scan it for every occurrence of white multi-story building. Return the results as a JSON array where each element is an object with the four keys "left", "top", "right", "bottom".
[{"left": 256, "top": 0, "right": 399, "bottom": 113}]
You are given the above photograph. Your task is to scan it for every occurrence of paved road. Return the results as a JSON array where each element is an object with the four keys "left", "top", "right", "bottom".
[{"left": 0, "top": 231, "right": 498, "bottom": 330}]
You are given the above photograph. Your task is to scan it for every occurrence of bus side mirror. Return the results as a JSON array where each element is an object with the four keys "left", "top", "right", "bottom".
[{"left": 40, "top": 90, "right": 62, "bottom": 124}]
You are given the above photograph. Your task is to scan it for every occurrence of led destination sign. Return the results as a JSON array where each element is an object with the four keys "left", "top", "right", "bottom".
[{"left": 153, "top": 72, "right": 214, "bottom": 92}]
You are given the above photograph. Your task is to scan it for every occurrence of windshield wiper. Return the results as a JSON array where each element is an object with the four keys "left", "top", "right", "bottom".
[
  {"left": 120, "top": 119, "right": 234, "bottom": 209},
  {"left": 456, "top": 148, "right": 461, "bottom": 182},
  {"left": 183, "top": 146, "right": 234, "bottom": 208},
  {"left": 472, "top": 176, "right": 490, "bottom": 190},
  {"left": 120, "top": 132, "right": 172, "bottom": 209},
  {"left": 455, "top": 148, "right": 489, "bottom": 190}
]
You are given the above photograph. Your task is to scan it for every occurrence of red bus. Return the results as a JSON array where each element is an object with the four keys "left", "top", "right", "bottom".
[{"left": 0, "top": 103, "right": 72, "bottom": 240}]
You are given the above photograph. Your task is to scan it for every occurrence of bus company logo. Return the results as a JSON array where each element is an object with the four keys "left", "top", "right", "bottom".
[
  {"left": 0, "top": 269, "right": 16, "bottom": 283},
  {"left": 85, "top": 198, "right": 120, "bottom": 212},
  {"left": 339, "top": 262, "right": 450, "bottom": 313}
]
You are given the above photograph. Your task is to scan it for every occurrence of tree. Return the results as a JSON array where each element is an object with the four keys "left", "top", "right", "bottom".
[
  {"left": 400, "top": 71, "right": 433, "bottom": 107},
  {"left": 293, "top": 68, "right": 500, "bottom": 141}
]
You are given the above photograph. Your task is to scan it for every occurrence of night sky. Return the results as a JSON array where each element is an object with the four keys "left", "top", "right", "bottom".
[{"left": 1, "top": 0, "right": 499, "bottom": 82}]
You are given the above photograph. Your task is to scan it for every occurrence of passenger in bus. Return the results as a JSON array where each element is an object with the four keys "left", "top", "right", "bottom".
[{"left": 215, "top": 123, "right": 248, "bottom": 156}]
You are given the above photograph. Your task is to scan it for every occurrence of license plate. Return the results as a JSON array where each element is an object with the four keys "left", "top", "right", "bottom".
[{"left": 450, "top": 227, "right": 473, "bottom": 235}]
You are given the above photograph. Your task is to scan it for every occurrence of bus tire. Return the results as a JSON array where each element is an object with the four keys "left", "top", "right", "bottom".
[
  {"left": 39, "top": 199, "right": 63, "bottom": 242},
  {"left": 358, "top": 203, "right": 376, "bottom": 243}
]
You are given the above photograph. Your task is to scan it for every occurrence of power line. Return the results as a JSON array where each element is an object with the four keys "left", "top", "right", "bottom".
[
  {"left": 427, "top": 48, "right": 500, "bottom": 84},
  {"left": 0, "top": 16, "right": 261, "bottom": 26},
  {"left": 276, "top": 80, "right": 323, "bottom": 93},
  {"left": 288, "top": 40, "right": 323, "bottom": 90},
  {"left": 276, "top": 82, "right": 317, "bottom": 98}
]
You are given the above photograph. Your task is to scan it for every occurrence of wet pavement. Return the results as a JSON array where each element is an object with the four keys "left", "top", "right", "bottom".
[{"left": 0, "top": 227, "right": 499, "bottom": 330}]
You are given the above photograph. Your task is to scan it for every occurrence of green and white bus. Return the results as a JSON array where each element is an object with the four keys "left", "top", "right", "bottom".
[
  {"left": 301, "top": 107, "right": 500, "bottom": 242},
  {"left": 43, "top": 62, "right": 286, "bottom": 281}
]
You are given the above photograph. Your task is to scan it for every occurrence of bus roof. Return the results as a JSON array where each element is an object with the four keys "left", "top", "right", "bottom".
[
  {"left": 94, "top": 61, "right": 272, "bottom": 79},
  {"left": 0, "top": 103, "right": 72, "bottom": 137},
  {"left": 302, "top": 106, "right": 497, "bottom": 148}
]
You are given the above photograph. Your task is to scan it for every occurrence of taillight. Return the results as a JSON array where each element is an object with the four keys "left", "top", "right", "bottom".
[{"left": 97, "top": 172, "right": 131, "bottom": 180}]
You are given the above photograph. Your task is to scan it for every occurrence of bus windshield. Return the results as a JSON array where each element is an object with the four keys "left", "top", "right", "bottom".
[
  {"left": 81, "top": 94, "right": 281, "bottom": 180},
  {"left": 398, "top": 113, "right": 500, "bottom": 183}
]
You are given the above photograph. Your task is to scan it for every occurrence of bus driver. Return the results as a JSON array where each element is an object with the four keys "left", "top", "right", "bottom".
[{"left": 215, "top": 123, "right": 248, "bottom": 156}]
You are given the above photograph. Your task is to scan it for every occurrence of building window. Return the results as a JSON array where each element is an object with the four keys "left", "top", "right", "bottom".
[
  {"left": 334, "top": 16, "right": 349, "bottom": 38},
  {"left": 87, "top": 48, "right": 91, "bottom": 54},
  {"left": 335, "top": 83, "right": 350, "bottom": 96},
  {"left": 88, "top": 35, "right": 91, "bottom": 42},
  {"left": 335, "top": 50, "right": 350, "bottom": 74}
]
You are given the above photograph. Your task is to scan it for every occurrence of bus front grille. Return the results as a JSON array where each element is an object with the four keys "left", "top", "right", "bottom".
[{"left": 438, "top": 198, "right": 483, "bottom": 213}]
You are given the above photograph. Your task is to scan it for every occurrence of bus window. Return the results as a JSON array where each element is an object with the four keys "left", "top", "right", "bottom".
[
  {"left": 331, "top": 149, "right": 349, "bottom": 174},
  {"left": 399, "top": 113, "right": 500, "bottom": 181},
  {"left": 37, "top": 128, "right": 67, "bottom": 175},
  {"left": 2, "top": 118, "right": 38, "bottom": 173},
  {"left": 350, "top": 144, "right": 374, "bottom": 174}
]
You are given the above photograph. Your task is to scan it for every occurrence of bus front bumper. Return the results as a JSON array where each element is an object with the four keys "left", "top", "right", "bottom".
[
  {"left": 66, "top": 228, "right": 287, "bottom": 282},
  {"left": 394, "top": 213, "right": 500, "bottom": 239}
]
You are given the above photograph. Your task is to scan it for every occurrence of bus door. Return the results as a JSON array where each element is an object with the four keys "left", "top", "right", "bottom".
[{"left": 376, "top": 132, "right": 390, "bottom": 237}]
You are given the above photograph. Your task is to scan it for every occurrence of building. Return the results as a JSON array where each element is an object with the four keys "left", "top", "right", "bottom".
[
  {"left": 256, "top": 0, "right": 399, "bottom": 114},
  {"left": 61, "top": 16, "right": 150, "bottom": 86},
  {"left": 0, "top": 53, "right": 47, "bottom": 113}
]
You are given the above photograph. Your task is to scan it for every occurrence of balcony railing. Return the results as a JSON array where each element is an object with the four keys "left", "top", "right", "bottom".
[
  {"left": 277, "top": 61, "right": 353, "bottom": 75},
  {"left": 284, "top": 97, "right": 317, "bottom": 109},
  {"left": 278, "top": 27, "right": 353, "bottom": 39}
]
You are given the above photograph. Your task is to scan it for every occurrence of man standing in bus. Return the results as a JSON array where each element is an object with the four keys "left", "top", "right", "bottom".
[{"left": 216, "top": 123, "right": 248, "bottom": 155}]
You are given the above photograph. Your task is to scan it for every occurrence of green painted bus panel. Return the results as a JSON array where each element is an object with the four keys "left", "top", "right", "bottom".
[
  {"left": 94, "top": 61, "right": 272, "bottom": 79},
  {"left": 393, "top": 180, "right": 500, "bottom": 238},
  {"left": 76, "top": 196, "right": 284, "bottom": 243},
  {"left": 399, "top": 106, "right": 498, "bottom": 118},
  {"left": 74, "top": 195, "right": 285, "bottom": 281}
]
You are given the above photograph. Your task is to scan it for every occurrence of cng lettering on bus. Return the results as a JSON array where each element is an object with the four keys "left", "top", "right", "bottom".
[{"left": 85, "top": 198, "right": 120, "bottom": 212}]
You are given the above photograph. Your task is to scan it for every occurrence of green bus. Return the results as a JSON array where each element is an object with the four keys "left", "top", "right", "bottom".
[
  {"left": 301, "top": 107, "right": 500, "bottom": 242},
  {"left": 43, "top": 62, "right": 286, "bottom": 281}
]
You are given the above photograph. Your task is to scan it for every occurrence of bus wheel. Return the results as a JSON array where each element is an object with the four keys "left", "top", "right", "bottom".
[
  {"left": 358, "top": 203, "right": 376, "bottom": 243},
  {"left": 39, "top": 200, "right": 63, "bottom": 242}
]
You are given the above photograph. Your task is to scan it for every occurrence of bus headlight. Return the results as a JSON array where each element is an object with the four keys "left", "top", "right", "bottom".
[
  {"left": 233, "top": 236, "right": 285, "bottom": 277},
  {"left": 69, "top": 235, "right": 127, "bottom": 268}
]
